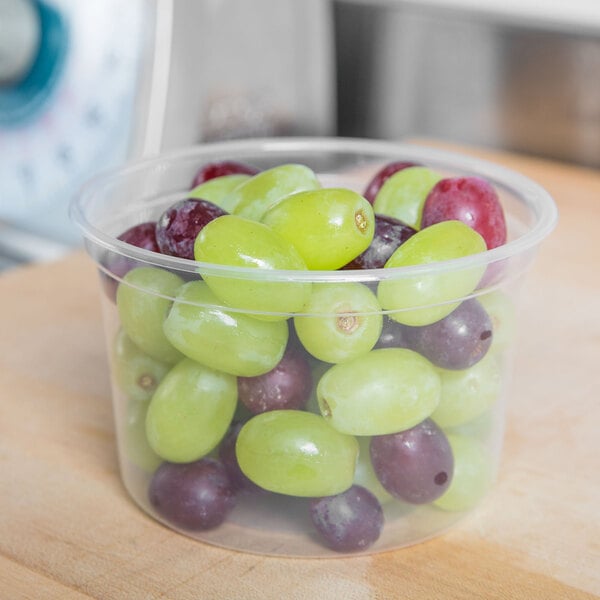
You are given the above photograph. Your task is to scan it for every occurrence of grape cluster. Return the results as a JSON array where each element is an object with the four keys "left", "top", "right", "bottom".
[{"left": 107, "top": 158, "right": 509, "bottom": 553}]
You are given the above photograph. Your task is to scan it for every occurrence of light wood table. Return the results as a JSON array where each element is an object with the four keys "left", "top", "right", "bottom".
[{"left": 1, "top": 144, "right": 599, "bottom": 599}]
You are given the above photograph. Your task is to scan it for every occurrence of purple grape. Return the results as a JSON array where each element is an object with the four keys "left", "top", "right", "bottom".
[
  {"left": 404, "top": 298, "right": 493, "bottom": 370},
  {"left": 370, "top": 419, "right": 453, "bottom": 504},
  {"left": 342, "top": 214, "right": 416, "bottom": 270},
  {"left": 148, "top": 458, "right": 236, "bottom": 530},
  {"left": 156, "top": 199, "right": 227, "bottom": 260},
  {"left": 237, "top": 345, "right": 312, "bottom": 414},
  {"left": 191, "top": 160, "right": 260, "bottom": 188},
  {"left": 363, "top": 161, "right": 420, "bottom": 204},
  {"left": 374, "top": 316, "right": 413, "bottom": 350},
  {"left": 218, "top": 422, "right": 263, "bottom": 494},
  {"left": 309, "top": 485, "right": 384, "bottom": 552}
]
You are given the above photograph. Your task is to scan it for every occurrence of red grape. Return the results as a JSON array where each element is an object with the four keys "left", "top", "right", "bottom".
[
  {"left": 148, "top": 458, "right": 236, "bottom": 531},
  {"left": 309, "top": 485, "right": 384, "bottom": 552},
  {"left": 117, "top": 221, "right": 160, "bottom": 252},
  {"left": 191, "top": 160, "right": 260, "bottom": 188},
  {"left": 363, "top": 161, "right": 420, "bottom": 204},
  {"left": 370, "top": 419, "right": 453, "bottom": 504},
  {"left": 102, "top": 222, "right": 160, "bottom": 301},
  {"left": 156, "top": 198, "right": 227, "bottom": 260},
  {"left": 421, "top": 176, "right": 507, "bottom": 249}
]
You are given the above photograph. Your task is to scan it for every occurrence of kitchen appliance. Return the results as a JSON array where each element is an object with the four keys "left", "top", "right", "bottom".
[{"left": 0, "top": 0, "right": 335, "bottom": 268}]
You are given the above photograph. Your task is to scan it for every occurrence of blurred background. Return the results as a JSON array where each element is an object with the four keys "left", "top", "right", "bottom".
[{"left": 1, "top": 0, "right": 598, "bottom": 271}]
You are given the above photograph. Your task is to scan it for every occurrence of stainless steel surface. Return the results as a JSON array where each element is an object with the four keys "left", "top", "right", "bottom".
[
  {"left": 334, "top": 1, "right": 600, "bottom": 167},
  {"left": 133, "top": 0, "right": 335, "bottom": 154}
]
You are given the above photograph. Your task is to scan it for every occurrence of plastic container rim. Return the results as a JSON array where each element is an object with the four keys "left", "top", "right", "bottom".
[{"left": 69, "top": 136, "right": 558, "bottom": 283}]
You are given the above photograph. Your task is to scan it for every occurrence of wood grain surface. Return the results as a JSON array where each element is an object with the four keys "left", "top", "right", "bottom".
[{"left": 0, "top": 144, "right": 599, "bottom": 599}]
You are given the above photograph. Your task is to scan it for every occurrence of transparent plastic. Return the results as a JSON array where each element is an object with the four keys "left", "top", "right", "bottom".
[{"left": 71, "top": 137, "right": 557, "bottom": 557}]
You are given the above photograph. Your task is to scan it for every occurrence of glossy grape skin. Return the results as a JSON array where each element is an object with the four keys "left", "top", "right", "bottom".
[
  {"left": 218, "top": 422, "right": 263, "bottom": 494},
  {"left": 421, "top": 176, "right": 507, "bottom": 249},
  {"left": 363, "top": 161, "right": 420, "bottom": 204},
  {"left": 261, "top": 188, "right": 375, "bottom": 270},
  {"left": 373, "top": 166, "right": 442, "bottom": 229},
  {"left": 229, "top": 164, "right": 321, "bottom": 221},
  {"left": 123, "top": 397, "right": 162, "bottom": 473},
  {"left": 342, "top": 214, "right": 416, "bottom": 270},
  {"left": 145, "top": 358, "right": 237, "bottom": 463},
  {"left": 309, "top": 485, "right": 384, "bottom": 552},
  {"left": 432, "top": 353, "right": 501, "bottom": 428},
  {"left": 112, "top": 329, "right": 170, "bottom": 403},
  {"left": 149, "top": 458, "right": 236, "bottom": 530},
  {"left": 353, "top": 436, "right": 393, "bottom": 504},
  {"left": 235, "top": 410, "right": 359, "bottom": 497},
  {"left": 378, "top": 220, "right": 487, "bottom": 326},
  {"left": 403, "top": 298, "right": 493, "bottom": 370},
  {"left": 238, "top": 345, "right": 313, "bottom": 414},
  {"left": 156, "top": 199, "right": 227, "bottom": 260},
  {"left": 433, "top": 434, "right": 492, "bottom": 511},
  {"left": 194, "top": 215, "right": 310, "bottom": 318},
  {"left": 190, "top": 160, "right": 259, "bottom": 188},
  {"left": 293, "top": 283, "right": 382, "bottom": 364},
  {"left": 116, "top": 267, "right": 184, "bottom": 364},
  {"left": 189, "top": 174, "right": 251, "bottom": 210},
  {"left": 370, "top": 419, "right": 453, "bottom": 504},
  {"left": 316, "top": 348, "right": 441, "bottom": 435},
  {"left": 163, "top": 280, "right": 288, "bottom": 377}
]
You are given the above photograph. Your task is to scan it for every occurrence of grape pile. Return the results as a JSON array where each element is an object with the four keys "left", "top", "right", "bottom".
[{"left": 107, "top": 157, "right": 509, "bottom": 553}]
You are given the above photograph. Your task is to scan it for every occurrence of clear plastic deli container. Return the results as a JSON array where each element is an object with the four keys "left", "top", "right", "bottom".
[{"left": 70, "top": 137, "right": 557, "bottom": 557}]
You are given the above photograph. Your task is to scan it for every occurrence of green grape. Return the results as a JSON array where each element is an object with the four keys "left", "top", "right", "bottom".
[
  {"left": 317, "top": 348, "right": 441, "bottom": 435},
  {"left": 194, "top": 215, "right": 311, "bottom": 319},
  {"left": 235, "top": 410, "right": 359, "bottom": 496},
  {"left": 189, "top": 174, "right": 252, "bottom": 210},
  {"left": 163, "top": 280, "right": 288, "bottom": 376},
  {"left": 294, "top": 283, "right": 382, "bottom": 363},
  {"left": 146, "top": 358, "right": 237, "bottom": 463},
  {"left": 432, "top": 353, "right": 502, "bottom": 428},
  {"left": 261, "top": 188, "right": 375, "bottom": 270},
  {"left": 354, "top": 436, "right": 393, "bottom": 504},
  {"left": 478, "top": 290, "right": 516, "bottom": 354},
  {"left": 229, "top": 164, "right": 320, "bottom": 221},
  {"left": 111, "top": 329, "right": 171, "bottom": 402},
  {"left": 433, "top": 434, "right": 492, "bottom": 512},
  {"left": 122, "top": 397, "right": 162, "bottom": 472},
  {"left": 378, "top": 221, "right": 487, "bottom": 326},
  {"left": 116, "top": 267, "right": 184, "bottom": 363},
  {"left": 373, "top": 166, "right": 442, "bottom": 229}
]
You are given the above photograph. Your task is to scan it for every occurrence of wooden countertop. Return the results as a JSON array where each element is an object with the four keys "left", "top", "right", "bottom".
[{"left": 1, "top": 144, "right": 599, "bottom": 599}]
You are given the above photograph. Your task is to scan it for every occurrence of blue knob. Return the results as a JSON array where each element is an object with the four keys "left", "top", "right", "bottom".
[{"left": 0, "top": 0, "right": 69, "bottom": 127}]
